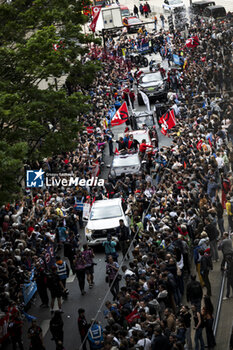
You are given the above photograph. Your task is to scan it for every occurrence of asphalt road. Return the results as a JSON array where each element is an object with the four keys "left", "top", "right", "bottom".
[{"left": 16, "top": 52, "right": 173, "bottom": 350}]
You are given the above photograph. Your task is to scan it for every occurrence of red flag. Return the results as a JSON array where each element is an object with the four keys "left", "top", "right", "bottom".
[
  {"left": 89, "top": 6, "right": 101, "bottom": 33},
  {"left": 111, "top": 102, "right": 129, "bottom": 127},
  {"left": 125, "top": 309, "right": 140, "bottom": 323},
  {"left": 159, "top": 109, "right": 176, "bottom": 135},
  {"left": 184, "top": 161, "right": 187, "bottom": 169},
  {"left": 196, "top": 140, "right": 203, "bottom": 150},
  {"left": 86, "top": 126, "right": 94, "bottom": 134},
  {"left": 185, "top": 35, "right": 199, "bottom": 48},
  {"left": 115, "top": 147, "right": 119, "bottom": 154}
]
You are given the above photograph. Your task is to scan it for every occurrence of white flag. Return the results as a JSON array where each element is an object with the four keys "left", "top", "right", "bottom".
[{"left": 139, "top": 91, "right": 150, "bottom": 112}]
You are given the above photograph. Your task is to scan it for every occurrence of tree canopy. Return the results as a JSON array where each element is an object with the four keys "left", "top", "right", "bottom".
[{"left": 0, "top": 0, "right": 100, "bottom": 204}]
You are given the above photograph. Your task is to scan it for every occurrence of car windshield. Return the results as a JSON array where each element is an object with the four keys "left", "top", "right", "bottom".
[
  {"left": 128, "top": 18, "right": 141, "bottom": 25},
  {"left": 169, "top": 0, "right": 182, "bottom": 4},
  {"left": 136, "top": 116, "right": 154, "bottom": 127},
  {"left": 112, "top": 154, "right": 140, "bottom": 167},
  {"left": 121, "top": 9, "right": 130, "bottom": 16},
  {"left": 141, "top": 72, "right": 162, "bottom": 83},
  {"left": 90, "top": 205, "right": 122, "bottom": 220}
]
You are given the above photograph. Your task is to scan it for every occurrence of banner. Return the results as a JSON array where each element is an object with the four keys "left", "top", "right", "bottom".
[
  {"left": 90, "top": 6, "right": 101, "bottom": 33},
  {"left": 83, "top": 202, "right": 91, "bottom": 220},
  {"left": 173, "top": 54, "right": 184, "bottom": 66},
  {"left": 139, "top": 90, "right": 150, "bottom": 112},
  {"left": 137, "top": 42, "right": 150, "bottom": 53},
  {"left": 111, "top": 102, "right": 129, "bottom": 127},
  {"left": 22, "top": 270, "right": 37, "bottom": 306}
]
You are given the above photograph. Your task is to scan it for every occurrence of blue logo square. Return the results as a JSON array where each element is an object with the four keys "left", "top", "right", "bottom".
[{"left": 26, "top": 169, "right": 44, "bottom": 188}]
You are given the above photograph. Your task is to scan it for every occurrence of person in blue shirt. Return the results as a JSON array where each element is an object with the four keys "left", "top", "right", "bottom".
[{"left": 87, "top": 321, "right": 104, "bottom": 349}]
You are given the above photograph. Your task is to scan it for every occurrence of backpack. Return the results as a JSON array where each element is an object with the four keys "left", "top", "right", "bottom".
[{"left": 231, "top": 201, "right": 233, "bottom": 214}]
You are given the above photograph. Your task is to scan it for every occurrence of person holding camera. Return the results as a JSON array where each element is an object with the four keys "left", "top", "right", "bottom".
[{"left": 103, "top": 235, "right": 118, "bottom": 262}]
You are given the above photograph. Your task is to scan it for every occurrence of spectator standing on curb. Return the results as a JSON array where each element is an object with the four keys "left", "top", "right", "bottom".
[
  {"left": 200, "top": 249, "right": 213, "bottom": 297},
  {"left": 226, "top": 195, "right": 233, "bottom": 232},
  {"left": 191, "top": 304, "right": 205, "bottom": 350},
  {"left": 78, "top": 308, "right": 89, "bottom": 350},
  {"left": 186, "top": 275, "right": 203, "bottom": 312},
  {"left": 202, "top": 296, "right": 216, "bottom": 349},
  {"left": 139, "top": 3, "right": 144, "bottom": 16},
  {"left": 219, "top": 232, "right": 233, "bottom": 270},
  {"left": 223, "top": 253, "right": 233, "bottom": 300}
]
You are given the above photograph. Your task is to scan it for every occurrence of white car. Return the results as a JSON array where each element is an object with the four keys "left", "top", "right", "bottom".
[
  {"left": 85, "top": 198, "right": 129, "bottom": 246},
  {"left": 163, "top": 0, "right": 186, "bottom": 12},
  {"left": 110, "top": 153, "right": 141, "bottom": 178}
]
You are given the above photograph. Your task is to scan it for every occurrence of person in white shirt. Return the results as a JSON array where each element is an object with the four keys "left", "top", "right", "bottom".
[{"left": 136, "top": 331, "right": 151, "bottom": 350}]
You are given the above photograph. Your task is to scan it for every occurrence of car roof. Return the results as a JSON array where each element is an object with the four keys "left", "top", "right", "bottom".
[
  {"left": 120, "top": 5, "right": 129, "bottom": 9},
  {"left": 92, "top": 198, "right": 121, "bottom": 208},
  {"left": 134, "top": 111, "right": 153, "bottom": 118},
  {"left": 205, "top": 5, "right": 225, "bottom": 9},
  {"left": 129, "top": 129, "right": 149, "bottom": 136}
]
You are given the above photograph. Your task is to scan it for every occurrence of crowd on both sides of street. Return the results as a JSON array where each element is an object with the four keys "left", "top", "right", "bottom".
[{"left": 1, "top": 10, "right": 233, "bottom": 350}]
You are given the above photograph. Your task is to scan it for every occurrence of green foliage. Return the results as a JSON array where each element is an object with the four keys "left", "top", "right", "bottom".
[{"left": 0, "top": 0, "right": 101, "bottom": 204}]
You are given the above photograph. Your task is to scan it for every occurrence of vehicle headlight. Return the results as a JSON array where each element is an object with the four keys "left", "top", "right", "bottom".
[{"left": 85, "top": 228, "right": 93, "bottom": 234}]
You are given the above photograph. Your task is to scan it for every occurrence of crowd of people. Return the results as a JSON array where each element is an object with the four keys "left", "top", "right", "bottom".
[{"left": 0, "top": 4, "right": 233, "bottom": 350}]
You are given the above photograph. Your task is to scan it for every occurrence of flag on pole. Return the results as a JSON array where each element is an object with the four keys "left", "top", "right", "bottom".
[
  {"left": 185, "top": 35, "right": 199, "bottom": 48},
  {"left": 115, "top": 147, "right": 119, "bottom": 154},
  {"left": 196, "top": 140, "right": 203, "bottom": 150},
  {"left": 139, "top": 90, "right": 150, "bottom": 112},
  {"left": 159, "top": 109, "right": 176, "bottom": 135},
  {"left": 90, "top": 6, "right": 101, "bottom": 33},
  {"left": 111, "top": 102, "right": 129, "bottom": 127}
]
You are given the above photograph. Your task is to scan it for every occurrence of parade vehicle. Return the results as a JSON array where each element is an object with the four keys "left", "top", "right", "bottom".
[
  {"left": 137, "top": 71, "right": 167, "bottom": 105},
  {"left": 85, "top": 198, "right": 129, "bottom": 245},
  {"left": 95, "top": 5, "right": 123, "bottom": 34},
  {"left": 189, "top": 0, "right": 215, "bottom": 16},
  {"left": 203, "top": 5, "right": 226, "bottom": 18},
  {"left": 162, "top": 0, "right": 186, "bottom": 12},
  {"left": 122, "top": 16, "right": 144, "bottom": 33},
  {"left": 109, "top": 152, "right": 141, "bottom": 178},
  {"left": 130, "top": 111, "right": 156, "bottom": 130},
  {"left": 120, "top": 5, "right": 130, "bottom": 17}
]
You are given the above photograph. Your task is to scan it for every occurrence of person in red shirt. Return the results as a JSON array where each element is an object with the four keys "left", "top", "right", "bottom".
[
  {"left": 128, "top": 135, "right": 139, "bottom": 151},
  {"left": 139, "top": 139, "right": 153, "bottom": 155},
  {"left": 129, "top": 89, "right": 135, "bottom": 109}
]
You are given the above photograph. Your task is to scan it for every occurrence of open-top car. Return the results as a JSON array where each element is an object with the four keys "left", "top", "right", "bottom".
[
  {"left": 131, "top": 111, "right": 156, "bottom": 130},
  {"left": 109, "top": 152, "right": 141, "bottom": 178},
  {"left": 85, "top": 198, "right": 129, "bottom": 246},
  {"left": 162, "top": 0, "right": 186, "bottom": 12},
  {"left": 137, "top": 71, "right": 167, "bottom": 105},
  {"left": 122, "top": 16, "right": 144, "bottom": 33}
]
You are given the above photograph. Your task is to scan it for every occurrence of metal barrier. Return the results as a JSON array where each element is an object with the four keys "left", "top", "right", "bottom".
[{"left": 213, "top": 230, "right": 231, "bottom": 337}]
